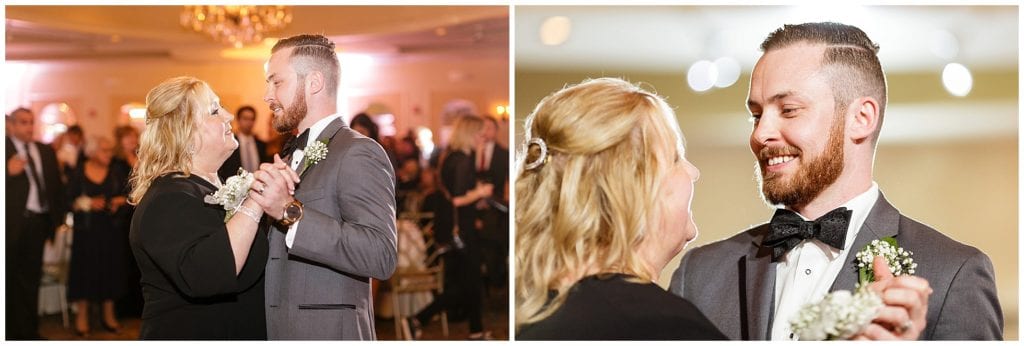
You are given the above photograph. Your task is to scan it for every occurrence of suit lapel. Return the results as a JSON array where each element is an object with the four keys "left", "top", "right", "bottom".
[
  {"left": 297, "top": 118, "right": 347, "bottom": 179},
  {"left": 830, "top": 192, "right": 901, "bottom": 291},
  {"left": 745, "top": 227, "right": 776, "bottom": 340}
]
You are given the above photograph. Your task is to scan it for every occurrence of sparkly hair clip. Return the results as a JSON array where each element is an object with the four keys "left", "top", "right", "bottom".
[{"left": 524, "top": 137, "right": 548, "bottom": 171}]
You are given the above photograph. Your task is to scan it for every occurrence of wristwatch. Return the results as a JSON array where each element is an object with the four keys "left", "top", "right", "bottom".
[{"left": 278, "top": 199, "right": 304, "bottom": 227}]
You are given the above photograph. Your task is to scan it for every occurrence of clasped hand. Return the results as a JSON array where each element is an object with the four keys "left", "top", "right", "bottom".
[
  {"left": 247, "top": 154, "right": 301, "bottom": 220},
  {"left": 852, "top": 255, "right": 933, "bottom": 340}
]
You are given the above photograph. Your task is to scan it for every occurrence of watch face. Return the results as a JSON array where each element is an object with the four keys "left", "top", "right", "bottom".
[{"left": 286, "top": 202, "right": 301, "bottom": 218}]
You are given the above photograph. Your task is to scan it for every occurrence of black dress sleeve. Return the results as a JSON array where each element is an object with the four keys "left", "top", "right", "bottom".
[{"left": 134, "top": 188, "right": 245, "bottom": 298}]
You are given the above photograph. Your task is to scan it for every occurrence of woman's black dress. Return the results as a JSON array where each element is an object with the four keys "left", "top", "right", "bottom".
[
  {"left": 517, "top": 273, "right": 729, "bottom": 340},
  {"left": 66, "top": 162, "right": 130, "bottom": 301},
  {"left": 129, "top": 173, "right": 268, "bottom": 340}
]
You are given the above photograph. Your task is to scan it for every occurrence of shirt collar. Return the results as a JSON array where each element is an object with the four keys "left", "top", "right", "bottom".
[
  {"left": 840, "top": 181, "right": 880, "bottom": 253},
  {"left": 304, "top": 113, "right": 343, "bottom": 147}
]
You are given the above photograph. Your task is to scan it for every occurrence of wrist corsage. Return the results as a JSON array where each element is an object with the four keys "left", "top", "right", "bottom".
[{"left": 203, "top": 168, "right": 254, "bottom": 222}]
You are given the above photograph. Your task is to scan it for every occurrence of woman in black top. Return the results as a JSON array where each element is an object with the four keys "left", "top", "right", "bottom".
[
  {"left": 405, "top": 117, "right": 494, "bottom": 340},
  {"left": 128, "top": 76, "right": 292, "bottom": 339},
  {"left": 515, "top": 78, "right": 726, "bottom": 340}
]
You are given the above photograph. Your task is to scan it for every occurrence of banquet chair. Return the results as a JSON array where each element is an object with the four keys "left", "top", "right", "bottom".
[
  {"left": 39, "top": 215, "right": 73, "bottom": 328},
  {"left": 391, "top": 213, "right": 448, "bottom": 340}
]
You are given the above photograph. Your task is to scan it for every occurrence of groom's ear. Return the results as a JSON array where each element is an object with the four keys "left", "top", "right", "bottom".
[
  {"left": 305, "top": 71, "right": 326, "bottom": 96},
  {"left": 848, "top": 96, "right": 880, "bottom": 144}
]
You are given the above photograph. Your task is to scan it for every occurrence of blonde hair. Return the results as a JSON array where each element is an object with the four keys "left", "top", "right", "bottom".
[
  {"left": 128, "top": 76, "right": 214, "bottom": 205},
  {"left": 447, "top": 115, "right": 485, "bottom": 154},
  {"left": 515, "top": 78, "right": 686, "bottom": 328}
]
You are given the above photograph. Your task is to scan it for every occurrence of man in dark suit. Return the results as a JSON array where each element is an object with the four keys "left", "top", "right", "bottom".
[
  {"left": 219, "top": 105, "right": 269, "bottom": 180},
  {"left": 669, "top": 22, "right": 1002, "bottom": 340},
  {"left": 251, "top": 34, "right": 396, "bottom": 340},
  {"left": 6, "top": 107, "right": 68, "bottom": 340},
  {"left": 477, "top": 116, "right": 509, "bottom": 288}
]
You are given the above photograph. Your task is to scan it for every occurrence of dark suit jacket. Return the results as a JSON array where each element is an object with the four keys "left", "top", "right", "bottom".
[
  {"left": 669, "top": 193, "right": 1003, "bottom": 340},
  {"left": 264, "top": 118, "right": 397, "bottom": 340},
  {"left": 483, "top": 142, "right": 509, "bottom": 201},
  {"left": 218, "top": 135, "right": 269, "bottom": 180},
  {"left": 6, "top": 136, "right": 67, "bottom": 232}
]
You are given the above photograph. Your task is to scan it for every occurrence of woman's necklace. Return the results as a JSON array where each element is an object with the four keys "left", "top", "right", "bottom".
[{"left": 192, "top": 169, "right": 221, "bottom": 188}]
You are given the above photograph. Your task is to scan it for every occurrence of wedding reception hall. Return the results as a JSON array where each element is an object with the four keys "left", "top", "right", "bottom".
[{"left": 6, "top": 5, "right": 509, "bottom": 340}]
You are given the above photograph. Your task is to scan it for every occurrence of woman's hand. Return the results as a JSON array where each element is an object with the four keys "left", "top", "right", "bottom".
[{"left": 109, "top": 196, "right": 128, "bottom": 213}]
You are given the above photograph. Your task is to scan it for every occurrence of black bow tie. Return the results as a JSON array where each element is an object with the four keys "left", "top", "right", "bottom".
[
  {"left": 763, "top": 207, "right": 852, "bottom": 262},
  {"left": 281, "top": 129, "right": 310, "bottom": 158}
]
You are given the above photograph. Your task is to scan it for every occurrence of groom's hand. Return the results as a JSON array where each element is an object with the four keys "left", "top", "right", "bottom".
[
  {"left": 853, "top": 255, "right": 932, "bottom": 340},
  {"left": 249, "top": 163, "right": 295, "bottom": 220}
]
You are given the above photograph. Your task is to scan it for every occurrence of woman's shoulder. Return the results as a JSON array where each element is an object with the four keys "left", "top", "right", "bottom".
[
  {"left": 142, "top": 173, "right": 207, "bottom": 202},
  {"left": 518, "top": 274, "right": 727, "bottom": 340}
]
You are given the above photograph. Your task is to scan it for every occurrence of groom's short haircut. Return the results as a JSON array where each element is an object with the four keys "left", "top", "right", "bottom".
[
  {"left": 272, "top": 34, "right": 341, "bottom": 97},
  {"left": 760, "top": 22, "right": 887, "bottom": 145}
]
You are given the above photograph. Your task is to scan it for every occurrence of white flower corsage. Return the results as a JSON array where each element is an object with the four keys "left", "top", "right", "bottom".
[
  {"left": 300, "top": 139, "right": 329, "bottom": 174},
  {"left": 790, "top": 287, "right": 884, "bottom": 340},
  {"left": 203, "top": 168, "right": 254, "bottom": 222},
  {"left": 791, "top": 236, "right": 916, "bottom": 340}
]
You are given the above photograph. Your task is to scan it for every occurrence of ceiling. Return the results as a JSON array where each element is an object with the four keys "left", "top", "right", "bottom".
[
  {"left": 516, "top": 5, "right": 1017, "bottom": 73},
  {"left": 5, "top": 5, "right": 509, "bottom": 62}
]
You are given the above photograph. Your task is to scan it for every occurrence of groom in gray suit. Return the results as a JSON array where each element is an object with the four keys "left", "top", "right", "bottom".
[
  {"left": 669, "top": 22, "right": 1002, "bottom": 340},
  {"left": 252, "top": 34, "right": 397, "bottom": 340}
]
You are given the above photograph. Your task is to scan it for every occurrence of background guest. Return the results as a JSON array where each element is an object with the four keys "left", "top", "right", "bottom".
[
  {"left": 66, "top": 137, "right": 130, "bottom": 337},
  {"left": 476, "top": 116, "right": 509, "bottom": 289},
  {"left": 6, "top": 107, "right": 68, "bottom": 340},
  {"left": 112, "top": 125, "right": 144, "bottom": 318},
  {"left": 218, "top": 105, "right": 269, "bottom": 180},
  {"left": 407, "top": 115, "right": 494, "bottom": 340}
]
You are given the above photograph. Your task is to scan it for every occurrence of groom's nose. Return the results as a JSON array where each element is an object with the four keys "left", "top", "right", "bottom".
[{"left": 751, "top": 113, "right": 782, "bottom": 148}]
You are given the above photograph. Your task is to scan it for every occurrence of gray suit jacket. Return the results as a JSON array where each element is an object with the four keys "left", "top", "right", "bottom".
[
  {"left": 265, "top": 118, "right": 397, "bottom": 340},
  {"left": 669, "top": 193, "right": 1002, "bottom": 340}
]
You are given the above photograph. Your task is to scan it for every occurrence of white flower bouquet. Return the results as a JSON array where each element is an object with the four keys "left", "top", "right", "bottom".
[
  {"left": 790, "top": 287, "right": 884, "bottom": 340},
  {"left": 790, "top": 236, "right": 916, "bottom": 340},
  {"left": 203, "top": 168, "right": 254, "bottom": 222}
]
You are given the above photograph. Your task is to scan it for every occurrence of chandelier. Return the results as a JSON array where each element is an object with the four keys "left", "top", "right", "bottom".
[{"left": 180, "top": 5, "right": 293, "bottom": 48}]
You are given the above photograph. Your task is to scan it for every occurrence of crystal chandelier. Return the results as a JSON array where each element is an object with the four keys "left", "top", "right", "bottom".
[{"left": 180, "top": 5, "right": 293, "bottom": 48}]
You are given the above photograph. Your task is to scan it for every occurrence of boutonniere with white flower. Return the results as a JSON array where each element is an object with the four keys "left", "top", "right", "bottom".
[
  {"left": 856, "top": 237, "right": 917, "bottom": 284},
  {"left": 203, "top": 168, "right": 254, "bottom": 222},
  {"left": 790, "top": 236, "right": 916, "bottom": 340},
  {"left": 299, "top": 139, "right": 329, "bottom": 174}
]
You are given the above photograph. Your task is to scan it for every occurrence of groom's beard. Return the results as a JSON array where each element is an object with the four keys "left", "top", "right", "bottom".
[
  {"left": 272, "top": 80, "right": 307, "bottom": 134},
  {"left": 755, "top": 116, "right": 845, "bottom": 209}
]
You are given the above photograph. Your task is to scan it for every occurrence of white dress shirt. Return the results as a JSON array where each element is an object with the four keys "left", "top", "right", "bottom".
[
  {"left": 10, "top": 137, "right": 46, "bottom": 213},
  {"left": 285, "top": 113, "right": 343, "bottom": 248},
  {"left": 770, "top": 182, "right": 880, "bottom": 340}
]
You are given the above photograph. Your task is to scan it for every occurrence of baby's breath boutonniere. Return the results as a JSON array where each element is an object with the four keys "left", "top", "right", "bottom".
[
  {"left": 203, "top": 168, "right": 254, "bottom": 222},
  {"left": 299, "top": 139, "right": 329, "bottom": 174},
  {"left": 790, "top": 237, "right": 917, "bottom": 340},
  {"left": 856, "top": 237, "right": 917, "bottom": 285}
]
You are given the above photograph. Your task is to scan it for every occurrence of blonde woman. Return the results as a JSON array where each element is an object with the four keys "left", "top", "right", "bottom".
[
  {"left": 406, "top": 115, "right": 495, "bottom": 339},
  {"left": 515, "top": 78, "right": 726, "bottom": 340},
  {"left": 128, "top": 76, "right": 295, "bottom": 339}
]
